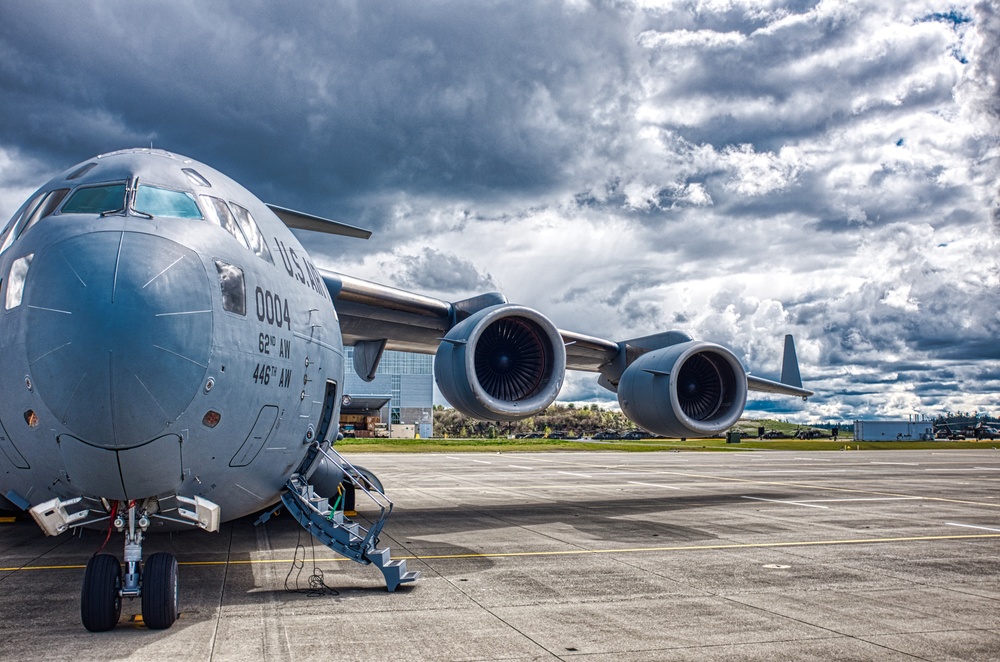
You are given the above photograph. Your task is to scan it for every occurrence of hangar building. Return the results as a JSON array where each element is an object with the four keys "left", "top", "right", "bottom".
[{"left": 341, "top": 348, "right": 434, "bottom": 438}]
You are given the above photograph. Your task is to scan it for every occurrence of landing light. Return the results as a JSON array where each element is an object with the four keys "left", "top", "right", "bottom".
[{"left": 202, "top": 410, "right": 222, "bottom": 428}]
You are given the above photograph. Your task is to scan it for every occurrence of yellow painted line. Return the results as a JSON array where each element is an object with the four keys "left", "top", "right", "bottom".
[
  {"left": 2, "top": 532, "right": 998, "bottom": 572},
  {"left": 0, "top": 517, "right": 16, "bottom": 523}
]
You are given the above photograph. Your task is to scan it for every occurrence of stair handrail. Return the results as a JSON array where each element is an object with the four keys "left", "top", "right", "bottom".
[{"left": 316, "top": 444, "right": 395, "bottom": 548}]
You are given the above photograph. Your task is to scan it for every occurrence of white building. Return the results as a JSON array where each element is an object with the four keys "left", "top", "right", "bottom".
[{"left": 853, "top": 420, "right": 934, "bottom": 441}]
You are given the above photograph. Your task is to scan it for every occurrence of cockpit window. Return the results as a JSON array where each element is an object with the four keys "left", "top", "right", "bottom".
[
  {"left": 66, "top": 163, "right": 98, "bottom": 180},
  {"left": 182, "top": 168, "right": 211, "bottom": 188},
  {"left": 0, "top": 192, "right": 43, "bottom": 255},
  {"left": 230, "top": 203, "right": 274, "bottom": 264},
  {"left": 62, "top": 183, "right": 127, "bottom": 215},
  {"left": 134, "top": 185, "right": 203, "bottom": 219},
  {"left": 20, "top": 188, "right": 70, "bottom": 237},
  {"left": 201, "top": 196, "right": 251, "bottom": 250},
  {"left": 0, "top": 189, "right": 70, "bottom": 255}
]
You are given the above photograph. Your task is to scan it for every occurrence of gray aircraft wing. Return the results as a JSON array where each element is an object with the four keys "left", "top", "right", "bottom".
[
  {"left": 746, "top": 375, "right": 813, "bottom": 398},
  {"left": 320, "top": 269, "right": 811, "bottom": 397}
]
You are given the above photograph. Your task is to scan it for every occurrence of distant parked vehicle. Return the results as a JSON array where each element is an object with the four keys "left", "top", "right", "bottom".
[
  {"left": 762, "top": 430, "right": 790, "bottom": 439},
  {"left": 592, "top": 431, "right": 621, "bottom": 440},
  {"left": 795, "top": 429, "right": 824, "bottom": 439},
  {"left": 620, "top": 431, "right": 646, "bottom": 440}
]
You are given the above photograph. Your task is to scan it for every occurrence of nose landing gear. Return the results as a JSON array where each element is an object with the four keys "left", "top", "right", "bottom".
[{"left": 80, "top": 502, "right": 178, "bottom": 632}]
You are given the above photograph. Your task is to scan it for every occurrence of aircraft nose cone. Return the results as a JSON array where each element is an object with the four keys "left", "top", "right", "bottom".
[{"left": 25, "top": 231, "right": 213, "bottom": 449}]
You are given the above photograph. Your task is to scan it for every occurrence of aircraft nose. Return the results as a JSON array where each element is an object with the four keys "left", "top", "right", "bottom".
[{"left": 25, "top": 231, "right": 213, "bottom": 449}]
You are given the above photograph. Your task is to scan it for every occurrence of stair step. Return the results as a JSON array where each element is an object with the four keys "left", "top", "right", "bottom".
[
  {"left": 368, "top": 548, "right": 392, "bottom": 566},
  {"left": 282, "top": 474, "right": 417, "bottom": 592},
  {"left": 376, "top": 561, "right": 420, "bottom": 592}
]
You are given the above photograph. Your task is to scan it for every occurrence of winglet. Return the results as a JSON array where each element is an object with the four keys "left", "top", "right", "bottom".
[
  {"left": 780, "top": 334, "right": 802, "bottom": 388},
  {"left": 267, "top": 204, "right": 373, "bottom": 239}
]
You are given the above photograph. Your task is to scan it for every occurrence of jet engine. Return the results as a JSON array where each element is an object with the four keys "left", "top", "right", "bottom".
[
  {"left": 617, "top": 341, "right": 748, "bottom": 438},
  {"left": 434, "top": 305, "right": 566, "bottom": 421}
]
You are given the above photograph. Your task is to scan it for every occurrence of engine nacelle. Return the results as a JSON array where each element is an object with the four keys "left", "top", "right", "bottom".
[
  {"left": 617, "top": 341, "right": 748, "bottom": 438},
  {"left": 435, "top": 305, "right": 566, "bottom": 421}
]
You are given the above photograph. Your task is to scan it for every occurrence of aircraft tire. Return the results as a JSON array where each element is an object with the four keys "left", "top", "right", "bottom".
[
  {"left": 141, "top": 552, "right": 178, "bottom": 630},
  {"left": 81, "top": 554, "right": 122, "bottom": 632}
]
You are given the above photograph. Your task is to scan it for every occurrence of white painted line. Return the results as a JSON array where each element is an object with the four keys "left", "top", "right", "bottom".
[
  {"left": 925, "top": 468, "right": 1000, "bottom": 472},
  {"left": 627, "top": 481, "right": 681, "bottom": 490},
  {"left": 472, "top": 459, "right": 492, "bottom": 464},
  {"left": 558, "top": 471, "right": 593, "bottom": 478},
  {"left": 796, "top": 497, "right": 922, "bottom": 503},
  {"left": 794, "top": 457, "right": 832, "bottom": 462},
  {"left": 742, "top": 496, "right": 829, "bottom": 509},
  {"left": 758, "top": 470, "right": 847, "bottom": 474},
  {"left": 508, "top": 465, "right": 535, "bottom": 470},
  {"left": 446, "top": 456, "right": 463, "bottom": 460},
  {"left": 946, "top": 522, "right": 1000, "bottom": 533},
  {"left": 870, "top": 462, "right": 920, "bottom": 466}
]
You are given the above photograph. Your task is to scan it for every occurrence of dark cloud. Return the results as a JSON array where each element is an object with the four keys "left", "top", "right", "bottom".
[{"left": 0, "top": 0, "right": 636, "bottom": 225}]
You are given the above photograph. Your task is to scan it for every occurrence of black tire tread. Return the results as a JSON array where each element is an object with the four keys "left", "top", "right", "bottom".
[
  {"left": 141, "top": 552, "right": 178, "bottom": 630},
  {"left": 81, "top": 554, "right": 122, "bottom": 632}
]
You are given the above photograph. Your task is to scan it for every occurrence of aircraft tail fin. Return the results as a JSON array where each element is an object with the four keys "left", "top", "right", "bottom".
[{"left": 780, "top": 334, "right": 803, "bottom": 388}]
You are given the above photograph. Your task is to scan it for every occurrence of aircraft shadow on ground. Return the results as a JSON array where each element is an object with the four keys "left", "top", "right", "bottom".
[{"left": 382, "top": 490, "right": 794, "bottom": 544}]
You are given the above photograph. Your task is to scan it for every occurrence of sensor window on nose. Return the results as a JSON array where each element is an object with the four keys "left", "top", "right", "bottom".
[
  {"left": 215, "top": 260, "right": 246, "bottom": 316},
  {"left": 5, "top": 254, "right": 33, "bottom": 310}
]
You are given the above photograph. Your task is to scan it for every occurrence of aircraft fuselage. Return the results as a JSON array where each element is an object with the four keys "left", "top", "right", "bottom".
[{"left": 0, "top": 149, "right": 344, "bottom": 527}]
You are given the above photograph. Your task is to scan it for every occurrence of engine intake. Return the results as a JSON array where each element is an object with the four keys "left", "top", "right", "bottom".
[
  {"left": 617, "top": 341, "right": 748, "bottom": 438},
  {"left": 435, "top": 305, "right": 566, "bottom": 421}
]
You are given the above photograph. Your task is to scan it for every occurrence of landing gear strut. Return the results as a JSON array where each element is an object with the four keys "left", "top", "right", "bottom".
[{"left": 80, "top": 501, "right": 178, "bottom": 632}]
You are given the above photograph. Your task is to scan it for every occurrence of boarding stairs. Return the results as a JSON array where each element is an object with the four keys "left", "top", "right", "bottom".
[{"left": 279, "top": 446, "right": 419, "bottom": 592}]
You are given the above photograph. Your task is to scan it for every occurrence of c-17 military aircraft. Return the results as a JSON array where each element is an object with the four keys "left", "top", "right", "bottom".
[{"left": 0, "top": 149, "right": 811, "bottom": 632}]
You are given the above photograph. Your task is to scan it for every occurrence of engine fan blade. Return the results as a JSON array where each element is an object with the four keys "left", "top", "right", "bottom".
[
  {"left": 676, "top": 354, "right": 723, "bottom": 420},
  {"left": 474, "top": 318, "right": 546, "bottom": 401}
]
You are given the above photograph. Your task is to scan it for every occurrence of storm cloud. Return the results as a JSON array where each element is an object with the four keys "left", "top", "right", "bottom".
[{"left": 1, "top": 0, "right": 997, "bottom": 421}]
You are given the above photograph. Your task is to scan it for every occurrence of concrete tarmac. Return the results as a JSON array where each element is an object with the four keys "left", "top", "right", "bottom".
[{"left": 2, "top": 449, "right": 1000, "bottom": 661}]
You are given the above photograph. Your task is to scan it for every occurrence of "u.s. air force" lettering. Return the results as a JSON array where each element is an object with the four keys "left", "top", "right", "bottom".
[{"left": 273, "top": 238, "right": 328, "bottom": 299}]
